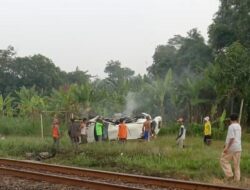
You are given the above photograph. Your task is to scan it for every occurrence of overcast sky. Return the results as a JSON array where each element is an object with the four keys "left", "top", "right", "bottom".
[{"left": 0, "top": 0, "right": 219, "bottom": 78}]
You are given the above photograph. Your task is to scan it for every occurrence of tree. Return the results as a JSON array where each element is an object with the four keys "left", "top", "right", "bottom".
[
  {"left": 0, "top": 46, "right": 16, "bottom": 96},
  {"left": 177, "top": 78, "right": 209, "bottom": 123},
  {"left": 148, "top": 45, "right": 176, "bottom": 79},
  {"left": 208, "top": 0, "right": 250, "bottom": 50},
  {"left": 12, "top": 54, "right": 63, "bottom": 93},
  {"left": 66, "top": 66, "right": 91, "bottom": 85},
  {"left": 211, "top": 42, "right": 250, "bottom": 122},
  {"left": 148, "top": 29, "right": 212, "bottom": 80},
  {"left": 0, "top": 94, "right": 14, "bottom": 117},
  {"left": 175, "top": 28, "right": 213, "bottom": 76},
  {"left": 135, "top": 69, "right": 173, "bottom": 121},
  {"left": 104, "top": 60, "right": 135, "bottom": 81}
]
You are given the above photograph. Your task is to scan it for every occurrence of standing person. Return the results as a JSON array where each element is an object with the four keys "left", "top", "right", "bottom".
[
  {"left": 94, "top": 118, "right": 103, "bottom": 142},
  {"left": 220, "top": 113, "right": 242, "bottom": 181},
  {"left": 142, "top": 116, "right": 151, "bottom": 142},
  {"left": 203, "top": 116, "right": 212, "bottom": 145},
  {"left": 79, "top": 118, "right": 88, "bottom": 144},
  {"left": 151, "top": 120, "right": 157, "bottom": 139},
  {"left": 117, "top": 118, "right": 128, "bottom": 144},
  {"left": 176, "top": 118, "right": 186, "bottom": 148},
  {"left": 68, "top": 118, "right": 81, "bottom": 152},
  {"left": 52, "top": 118, "right": 60, "bottom": 152}
]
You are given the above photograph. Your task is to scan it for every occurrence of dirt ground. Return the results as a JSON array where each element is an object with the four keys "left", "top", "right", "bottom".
[{"left": 0, "top": 175, "right": 89, "bottom": 190}]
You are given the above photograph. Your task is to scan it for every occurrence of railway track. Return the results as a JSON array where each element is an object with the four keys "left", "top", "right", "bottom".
[{"left": 0, "top": 158, "right": 248, "bottom": 190}]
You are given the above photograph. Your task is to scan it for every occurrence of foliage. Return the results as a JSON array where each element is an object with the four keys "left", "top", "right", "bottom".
[
  {"left": 0, "top": 48, "right": 91, "bottom": 96},
  {"left": 0, "top": 94, "right": 14, "bottom": 117},
  {"left": 1, "top": 0, "right": 250, "bottom": 128},
  {"left": 16, "top": 86, "right": 45, "bottom": 117},
  {"left": 208, "top": 0, "right": 250, "bottom": 50},
  {"left": 213, "top": 42, "right": 250, "bottom": 98}
]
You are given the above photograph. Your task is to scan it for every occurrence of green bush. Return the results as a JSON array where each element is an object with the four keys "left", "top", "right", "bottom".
[{"left": 186, "top": 123, "right": 203, "bottom": 136}]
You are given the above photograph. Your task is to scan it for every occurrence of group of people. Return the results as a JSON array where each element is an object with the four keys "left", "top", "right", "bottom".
[
  {"left": 175, "top": 116, "right": 212, "bottom": 148},
  {"left": 97, "top": 115, "right": 156, "bottom": 144},
  {"left": 176, "top": 113, "right": 242, "bottom": 181},
  {"left": 51, "top": 117, "right": 89, "bottom": 153},
  {"left": 52, "top": 113, "right": 242, "bottom": 182}
]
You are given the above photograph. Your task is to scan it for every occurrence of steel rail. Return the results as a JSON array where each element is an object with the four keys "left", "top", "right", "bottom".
[
  {"left": 0, "top": 167, "right": 143, "bottom": 190},
  {"left": 0, "top": 158, "right": 248, "bottom": 190}
]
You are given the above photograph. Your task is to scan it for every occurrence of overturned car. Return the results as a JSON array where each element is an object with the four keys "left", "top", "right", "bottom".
[{"left": 87, "top": 113, "right": 162, "bottom": 143}]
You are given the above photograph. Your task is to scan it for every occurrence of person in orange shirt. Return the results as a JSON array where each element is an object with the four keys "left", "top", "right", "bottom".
[
  {"left": 117, "top": 118, "right": 128, "bottom": 144},
  {"left": 52, "top": 118, "right": 60, "bottom": 152}
]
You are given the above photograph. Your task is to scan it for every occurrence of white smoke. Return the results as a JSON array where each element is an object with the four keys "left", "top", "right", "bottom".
[{"left": 123, "top": 92, "right": 138, "bottom": 116}]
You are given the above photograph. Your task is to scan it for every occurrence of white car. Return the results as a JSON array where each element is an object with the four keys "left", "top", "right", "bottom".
[{"left": 87, "top": 113, "right": 162, "bottom": 143}]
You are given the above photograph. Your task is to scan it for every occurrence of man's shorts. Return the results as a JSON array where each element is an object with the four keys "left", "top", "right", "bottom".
[{"left": 144, "top": 131, "right": 149, "bottom": 140}]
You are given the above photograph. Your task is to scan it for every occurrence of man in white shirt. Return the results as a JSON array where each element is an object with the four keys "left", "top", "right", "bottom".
[{"left": 220, "top": 113, "right": 242, "bottom": 181}]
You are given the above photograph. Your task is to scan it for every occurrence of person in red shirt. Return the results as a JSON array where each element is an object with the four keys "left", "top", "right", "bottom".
[
  {"left": 117, "top": 118, "right": 128, "bottom": 144},
  {"left": 52, "top": 118, "right": 60, "bottom": 152}
]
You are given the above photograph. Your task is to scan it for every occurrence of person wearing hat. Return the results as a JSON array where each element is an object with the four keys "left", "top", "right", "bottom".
[
  {"left": 176, "top": 118, "right": 186, "bottom": 148},
  {"left": 203, "top": 116, "right": 212, "bottom": 145}
]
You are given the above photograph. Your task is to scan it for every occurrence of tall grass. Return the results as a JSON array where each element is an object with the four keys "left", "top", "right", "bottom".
[{"left": 0, "top": 116, "right": 68, "bottom": 136}]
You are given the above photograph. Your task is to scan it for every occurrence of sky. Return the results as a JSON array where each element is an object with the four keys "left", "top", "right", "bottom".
[{"left": 0, "top": 0, "right": 220, "bottom": 78}]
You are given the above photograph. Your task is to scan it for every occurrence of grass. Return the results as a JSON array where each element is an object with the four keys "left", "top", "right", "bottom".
[
  {"left": 0, "top": 116, "right": 68, "bottom": 136},
  {"left": 0, "top": 134, "right": 249, "bottom": 188}
]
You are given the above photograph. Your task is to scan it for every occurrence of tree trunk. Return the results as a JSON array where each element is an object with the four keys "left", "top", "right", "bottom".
[
  {"left": 230, "top": 97, "right": 234, "bottom": 113},
  {"left": 239, "top": 98, "right": 244, "bottom": 124},
  {"left": 188, "top": 101, "right": 192, "bottom": 124},
  {"left": 160, "top": 103, "right": 164, "bottom": 123}
]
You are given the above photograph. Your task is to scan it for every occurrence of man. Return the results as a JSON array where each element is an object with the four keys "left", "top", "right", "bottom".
[
  {"left": 203, "top": 116, "right": 212, "bottom": 145},
  {"left": 151, "top": 120, "right": 157, "bottom": 139},
  {"left": 117, "top": 118, "right": 128, "bottom": 143},
  {"left": 79, "top": 118, "right": 88, "bottom": 144},
  {"left": 220, "top": 113, "right": 242, "bottom": 181},
  {"left": 142, "top": 116, "right": 151, "bottom": 141},
  {"left": 68, "top": 118, "right": 81, "bottom": 152},
  {"left": 176, "top": 118, "right": 186, "bottom": 148},
  {"left": 94, "top": 118, "right": 103, "bottom": 142},
  {"left": 52, "top": 118, "right": 60, "bottom": 153}
]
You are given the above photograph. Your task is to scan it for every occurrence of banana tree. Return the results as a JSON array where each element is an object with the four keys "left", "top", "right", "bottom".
[
  {"left": 150, "top": 69, "right": 173, "bottom": 121},
  {"left": 0, "top": 94, "right": 14, "bottom": 117},
  {"left": 177, "top": 78, "right": 209, "bottom": 123},
  {"left": 16, "top": 86, "right": 45, "bottom": 125}
]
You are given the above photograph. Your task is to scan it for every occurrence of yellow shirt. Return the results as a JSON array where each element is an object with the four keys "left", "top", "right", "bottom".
[{"left": 204, "top": 121, "right": 211, "bottom": 135}]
